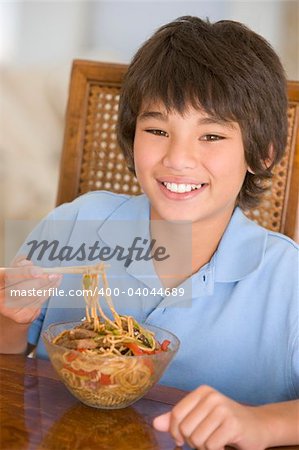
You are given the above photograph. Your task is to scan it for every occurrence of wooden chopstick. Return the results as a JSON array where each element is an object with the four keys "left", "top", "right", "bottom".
[
  {"left": 1, "top": 263, "right": 108, "bottom": 275},
  {"left": 42, "top": 263, "right": 108, "bottom": 274}
]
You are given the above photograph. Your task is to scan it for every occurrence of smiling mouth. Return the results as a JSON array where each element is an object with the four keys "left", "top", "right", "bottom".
[{"left": 160, "top": 181, "right": 206, "bottom": 193}]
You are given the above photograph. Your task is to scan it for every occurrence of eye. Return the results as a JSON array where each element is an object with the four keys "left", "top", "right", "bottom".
[
  {"left": 145, "top": 129, "right": 169, "bottom": 137},
  {"left": 200, "top": 134, "right": 224, "bottom": 142}
]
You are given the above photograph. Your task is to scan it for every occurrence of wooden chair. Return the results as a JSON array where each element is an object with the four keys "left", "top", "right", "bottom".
[{"left": 56, "top": 60, "right": 299, "bottom": 240}]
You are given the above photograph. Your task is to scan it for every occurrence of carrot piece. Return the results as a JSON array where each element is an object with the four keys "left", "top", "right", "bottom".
[
  {"left": 161, "top": 339, "right": 171, "bottom": 351},
  {"left": 99, "top": 373, "right": 111, "bottom": 385}
]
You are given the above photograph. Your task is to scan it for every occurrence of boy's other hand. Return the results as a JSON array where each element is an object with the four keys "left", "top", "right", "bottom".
[
  {"left": 0, "top": 256, "right": 62, "bottom": 325},
  {"left": 153, "top": 385, "right": 270, "bottom": 449}
]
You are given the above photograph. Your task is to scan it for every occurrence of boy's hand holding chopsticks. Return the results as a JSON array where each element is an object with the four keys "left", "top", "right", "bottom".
[{"left": 0, "top": 256, "right": 62, "bottom": 326}]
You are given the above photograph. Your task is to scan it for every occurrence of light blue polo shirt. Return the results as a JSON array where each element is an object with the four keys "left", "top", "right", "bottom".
[{"left": 20, "top": 191, "right": 299, "bottom": 405}]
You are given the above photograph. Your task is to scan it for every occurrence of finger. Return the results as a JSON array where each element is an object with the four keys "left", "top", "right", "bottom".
[
  {"left": 177, "top": 389, "right": 223, "bottom": 440},
  {"left": 168, "top": 386, "right": 216, "bottom": 445},
  {"left": 6, "top": 305, "right": 42, "bottom": 325},
  {"left": 0, "top": 258, "right": 34, "bottom": 287},
  {"left": 154, "top": 413, "right": 186, "bottom": 447},
  {"left": 11, "top": 255, "right": 31, "bottom": 266},
  {"left": 4, "top": 266, "right": 60, "bottom": 290},
  {"left": 2, "top": 275, "right": 62, "bottom": 308},
  {"left": 4, "top": 271, "right": 61, "bottom": 295},
  {"left": 2, "top": 267, "right": 44, "bottom": 291},
  {"left": 153, "top": 411, "right": 171, "bottom": 432},
  {"left": 203, "top": 418, "right": 234, "bottom": 450},
  {"left": 25, "top": 277, "right": 62, "bottom": 309},
  {"left": 1, "top": 285, "right": 57, "bottom": 316},
  {"left": 153, "top": 412, "right": 185, "bottom": 447},
  {"left": 187, "top": 406, "right": 226, "bottom": 449},
  {"left": 15, "top": 257, "right": 33, "bottom": 267},
  {"left": 172, "top": 385, "right": 215, "bottom": 420}
]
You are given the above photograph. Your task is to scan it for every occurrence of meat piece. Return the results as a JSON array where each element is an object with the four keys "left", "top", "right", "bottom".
[
  {"left": 56, "top": 337, "right": 98, "bottom": 349},
  {"left": 76, "top": 339, "right": 99, "bottom": 349},
  {"left": 76, "top": 321, "right": 95, "bottom": 331},
  {"left": 69, "top": 329, "right": 98, "bottom": 339}
]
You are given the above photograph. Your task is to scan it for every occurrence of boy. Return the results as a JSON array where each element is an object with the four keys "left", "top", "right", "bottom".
[{"left": 1, "top": 16, "right": 298, "bottom": 449}]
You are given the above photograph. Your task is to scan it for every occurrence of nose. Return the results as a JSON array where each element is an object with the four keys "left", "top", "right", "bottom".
[{"left": 162, "top": 139, "right": 197, "bottom": 171}]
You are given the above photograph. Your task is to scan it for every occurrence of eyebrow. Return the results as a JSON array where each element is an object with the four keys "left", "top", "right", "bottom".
[
  {"left": 137, "top": 110, "right": 236, "bottom": 129},
  {"left": 198, "top": 117, "right": 236, "bottom": 130},
  {"left": 138, "top": 111, "right": 168, "bottom": 122}
]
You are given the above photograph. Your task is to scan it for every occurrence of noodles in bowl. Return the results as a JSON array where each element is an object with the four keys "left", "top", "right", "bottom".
[
  {"left": 43, "top": 321, "right": 179, "bottom": 409},
  {"left": 42, "top": 263, "right": 180, "bottom": 409}
]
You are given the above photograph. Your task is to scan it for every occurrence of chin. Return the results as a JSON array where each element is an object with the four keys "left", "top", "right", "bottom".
[{"left": 151, "top": 206, "right": 194, "bottom": 223}]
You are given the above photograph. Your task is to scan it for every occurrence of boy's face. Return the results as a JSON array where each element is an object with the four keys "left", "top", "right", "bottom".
[{"left": 133, "top": 101, "right": 248, "bottom": 225}]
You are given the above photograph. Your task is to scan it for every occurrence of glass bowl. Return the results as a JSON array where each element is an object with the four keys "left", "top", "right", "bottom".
[{"left": 42, "top": 321, "right": 180, "bottom": 409}]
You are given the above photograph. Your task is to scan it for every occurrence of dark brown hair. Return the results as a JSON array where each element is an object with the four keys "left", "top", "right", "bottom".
[{"left": 116, "top": 16, "right": 288, "bottom": 209}]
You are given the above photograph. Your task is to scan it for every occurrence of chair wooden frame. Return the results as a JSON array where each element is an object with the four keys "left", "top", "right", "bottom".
[
  {"left": 56, "top": 60, "right": 299, "bottom": 239},
  {"left": 283, "top": 81, "right": 299, "bottom": 238},
  {"left": 56, "top": 60, "right": 127, "bottom": 206}
]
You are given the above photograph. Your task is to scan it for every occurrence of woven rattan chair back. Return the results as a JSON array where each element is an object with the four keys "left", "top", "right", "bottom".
[{"left": 56, "top": 60, "right": 299, "bottom": 239}]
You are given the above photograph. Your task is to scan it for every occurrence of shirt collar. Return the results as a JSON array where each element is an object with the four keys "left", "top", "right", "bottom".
[
  {"left": 97, "top": 195, "right": 162, "bottom": 289},
  {"left": 214, "top": 207, "right": 268, "bottom": 282},
  {"left": 97, "top": 194, "right": 150, "bottom": 249},
  {"left": 97, "top": 196, "right": 268, "bottom": 285}
]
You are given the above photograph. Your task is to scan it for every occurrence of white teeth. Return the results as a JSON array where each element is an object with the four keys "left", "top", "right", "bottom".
[{"left": 163, "top": 182, "right": 203, "bottom": 193}]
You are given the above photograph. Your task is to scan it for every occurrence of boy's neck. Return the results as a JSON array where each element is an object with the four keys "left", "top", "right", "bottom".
[
  {"left": 190, "top": 207, "right": 234, "bottom": 274},
  {"left": 150, "top": 206, "right": 235, "bottom": 288}
]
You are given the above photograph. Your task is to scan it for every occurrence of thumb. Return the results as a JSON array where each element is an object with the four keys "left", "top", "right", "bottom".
[{"left": 152, "top": 411, "right": 171, "bottom": 432}]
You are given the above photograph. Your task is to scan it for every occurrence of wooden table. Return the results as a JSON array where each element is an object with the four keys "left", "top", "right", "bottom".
[{"left": 0, "top": 354, "right": 298, "bottom": 450}]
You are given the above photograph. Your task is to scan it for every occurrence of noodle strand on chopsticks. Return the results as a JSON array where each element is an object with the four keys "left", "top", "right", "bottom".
[
  {"left": 82, "top": 265, "right": 120, "bottom": 332},
  {"left": 79, "top": 263, "right": 154, "bottom": 354}
]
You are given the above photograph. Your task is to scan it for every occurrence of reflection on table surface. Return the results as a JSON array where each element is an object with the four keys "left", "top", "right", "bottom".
[
  {"left": 0, "top": 354, "right": 187, "bottom": 450},
  {"left": 0, "top": 354, "right": 298, "bottom": 450}
]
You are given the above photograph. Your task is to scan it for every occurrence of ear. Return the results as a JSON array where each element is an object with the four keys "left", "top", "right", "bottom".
[
  {"left": 247, "top": 143, "right": 274, "bottom": 174},
  {"left": 263, "top": 143, "right": 274, "bottom": 169}
]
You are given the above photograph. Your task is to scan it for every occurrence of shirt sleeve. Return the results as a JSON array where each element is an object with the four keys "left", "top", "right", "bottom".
[
  {"left": 28, "top": 306, "right": 47, "bottom": 346},
  {"left": 15, "top": 202, "right": 80, "bottom": 345},
  {"left": 16, "top": 203, "right": 79, "bottom": 265},
  {"left": 291, "top": 333, "right": 299, "bottom": 398}
]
